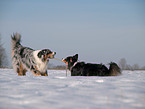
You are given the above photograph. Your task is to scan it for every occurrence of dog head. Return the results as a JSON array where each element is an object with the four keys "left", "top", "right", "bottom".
[
  {"left": 38, "top": 49, "right": 56, "bottom": 62},
  {"left": 62, "top": 54, "right": 78, "bottom": 70}
]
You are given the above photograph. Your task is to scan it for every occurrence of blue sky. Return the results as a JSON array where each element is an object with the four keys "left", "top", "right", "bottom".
[{"left": 0, "top": 0, "right": 145, "bottom": 67}]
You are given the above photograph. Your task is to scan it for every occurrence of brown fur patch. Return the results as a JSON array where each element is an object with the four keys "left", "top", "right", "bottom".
[{"left": 18, "top": 63, "right": 23, "bottom": 76}]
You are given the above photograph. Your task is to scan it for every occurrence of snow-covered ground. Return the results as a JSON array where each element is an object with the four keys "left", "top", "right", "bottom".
[{"left": 0, "top": 69, "right": 145, "bottom": 109}]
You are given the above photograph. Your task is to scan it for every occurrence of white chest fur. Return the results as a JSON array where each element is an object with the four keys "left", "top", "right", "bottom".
[{"left": 33, "top": 50, "right": 48, "bottom": 73}]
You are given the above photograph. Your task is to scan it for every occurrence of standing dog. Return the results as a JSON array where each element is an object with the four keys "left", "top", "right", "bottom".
[
  {"left": 11, "top": 33, "right": 56, "bottom": 76},
  {"left": 63, "top": 54, "right": 121, "bottom": 76}
]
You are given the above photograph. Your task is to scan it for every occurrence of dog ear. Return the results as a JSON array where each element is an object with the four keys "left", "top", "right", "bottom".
[
  {"left": 37, "top": 51, "right": 42, "bottom": 58},
  {"left": 73, "top": 54, "right": 78, "bottom": 60}
]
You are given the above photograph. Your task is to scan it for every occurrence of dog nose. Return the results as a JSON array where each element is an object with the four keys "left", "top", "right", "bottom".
[{"left": 54, "top": 52, "right": 56, "bottom": 55}]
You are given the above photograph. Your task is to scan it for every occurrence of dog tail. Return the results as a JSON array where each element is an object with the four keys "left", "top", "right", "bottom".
[
  {"left": 11, "top": 32, "right": 22, "bottom": 49},
  {"left": 108, "top": 62, "right": 121, "bottom": 76}
]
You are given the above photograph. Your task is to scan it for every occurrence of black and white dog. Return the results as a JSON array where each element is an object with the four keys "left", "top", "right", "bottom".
[
  {"left": 11, "top": 33, "right": 56, "bottom": 76},
  {"left": 63, "top": 54, "right": 121, "bottom": 76}
]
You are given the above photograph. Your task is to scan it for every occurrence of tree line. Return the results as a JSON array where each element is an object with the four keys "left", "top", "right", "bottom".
[{"left": 119, "top": 58, "right": 145, "bottom": 70}]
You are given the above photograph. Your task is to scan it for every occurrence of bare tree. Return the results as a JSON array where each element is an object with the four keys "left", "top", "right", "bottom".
[
  {"left": 0, "top": 35, "right": 8, "bottom": 67},
  {"left": 119, "top": 58, "right": 127, "bottom": 70},
  {"left": 141, "top": 66, "right": 145, "bottom": 70},
  {"left": 126, "top": 64, "right": 132, "bottom": 70},
  {"left": 132, "top": 64, "right": 140, "bottom": 70}
]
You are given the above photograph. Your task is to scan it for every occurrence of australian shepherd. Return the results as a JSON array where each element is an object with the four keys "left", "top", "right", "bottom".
[
  {"left": 63, "top": 54, "right": 121, "bottom": 76},
  {"left": 11, "top": 33, "right": 56, "bottom": 76}
]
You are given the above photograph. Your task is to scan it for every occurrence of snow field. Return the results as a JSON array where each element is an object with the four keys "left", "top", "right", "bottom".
[{"left": 0, "top": 69, "right": 145, "bottom": 109}]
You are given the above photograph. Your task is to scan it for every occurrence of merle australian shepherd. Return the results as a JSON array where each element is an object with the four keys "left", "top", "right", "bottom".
[
  {"left": 11, "top": 33, "right": 56, "bottom": 76},
  {"left": 63, "top": 54, "right": 121, "bottom": 76}
]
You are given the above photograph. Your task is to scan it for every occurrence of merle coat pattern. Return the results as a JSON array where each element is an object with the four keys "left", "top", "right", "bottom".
[
  {"left": 63, "top": 54, "right": 121, "bottom": 76},
  {"left": 11, "top": 33, "right": 56, "bottom": 76}
]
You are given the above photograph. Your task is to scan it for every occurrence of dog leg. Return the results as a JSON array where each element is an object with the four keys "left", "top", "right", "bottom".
[
  {"left": 17, "top": 63, "right": 23, "bottom": 76},
  {"left": 16, "top": 66, "right": 21, "bottom": 76},
  {"left": 18, "top": 70, "right": 22, "bottom": 76},
  {"left": 40, "top": 71, "right": 48, "bottom": 76},
  {"left": 22, "top": 69, "right": 27, "bottom": 76},
  {"left": 44, "top": 73, "right": 48, "bottom": 76}
]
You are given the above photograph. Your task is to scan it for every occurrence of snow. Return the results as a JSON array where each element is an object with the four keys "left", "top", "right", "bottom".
[{"left": 0, "top": 69, "right": 145, "bottom": 109}]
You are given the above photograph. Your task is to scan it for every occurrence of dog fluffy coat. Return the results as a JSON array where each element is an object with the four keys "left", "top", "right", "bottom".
[{"left": 11, "top": 33, "right": 56, "bottom": 76}]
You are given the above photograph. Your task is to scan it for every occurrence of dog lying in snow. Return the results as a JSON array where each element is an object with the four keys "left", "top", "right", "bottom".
[{"left": 63, "top": 54, "right": 121, "bottom": 76}]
